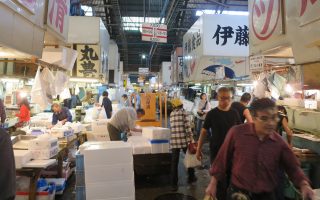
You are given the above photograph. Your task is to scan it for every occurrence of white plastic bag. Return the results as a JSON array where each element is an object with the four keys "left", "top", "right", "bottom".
[{"left": 184, "top": 149, "right": 201, "bottom": 168}]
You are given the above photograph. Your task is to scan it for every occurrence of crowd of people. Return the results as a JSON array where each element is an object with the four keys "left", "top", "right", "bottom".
[{"left": 169, "top": 87, "right": 314, "bottom": 200}]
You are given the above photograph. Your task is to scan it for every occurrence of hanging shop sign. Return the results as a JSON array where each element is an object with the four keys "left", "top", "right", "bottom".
[
  {"left": 249, "top": 55, "right": 265, "bottom": 72},
  {"left": 77, "top": 45, "right": 100, "bottom": 78},
  {"left": 182, "top": 14, "right": 250, "bottom": 82},
  {"left": 250, "top": 0, "right": 283, "bottom": 42},
  {"left": 138, "top": 67, "right": 149, "bottom": 74},
  {"left": 203, "top": 14, "right": 249, "bottom": 56},
  {"left": 47, "top": 0, "right": 70, "bottom": 41},
  {"left": 141, "top": 23, "right": 167, "bottom": 43},
  {"left": 178, "top": 56, "right": 184, "bottom": 82}
]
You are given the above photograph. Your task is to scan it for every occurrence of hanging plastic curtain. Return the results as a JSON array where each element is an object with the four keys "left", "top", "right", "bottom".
[
  {"left": 31, "top": 66, "right": 48, "bottom": 110},
  {"left": 54, "top": 71, "right": 69, "bottom": 95}
]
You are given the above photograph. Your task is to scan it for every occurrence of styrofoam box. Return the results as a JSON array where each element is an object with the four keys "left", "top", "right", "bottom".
[
  {"left": 30, "top": 147, "right": 58, "bottom": 160},
  {"left": 83, "top": 142, "right": 133, "bottom": 166},
  {"left": 79, "top": 141, "right": 108, "bottom": 154},
  {"left": 14, "top": 150, "right": 32, "bottom": 169},
  {"left": 85, "top": 163, "right": 134, "bottom": 183},
  {"left": 142, "top": 127, "right": 170, "bottom": 140},
  {"left": 150, "top": 142, "right": 170, "bottom": 154},
  {"left": 132, "top": 143, "right": 152, "bottom": 155},
  {"left": 86, "top": 180, "right": 135, "bottom": 200},
  {"left": 28, "top": 137, "right": 58, "bottom": 150},
  {"left": 91, "top": 119, "right": 110, "bottom": 134},
  {"left": 50, "top": 128, "right": 74, "bottom": 138}
]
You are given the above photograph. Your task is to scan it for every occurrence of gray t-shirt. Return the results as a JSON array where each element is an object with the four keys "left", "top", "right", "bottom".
[{"left": 109, "top": 107, "right": 137, "bottom": 132}]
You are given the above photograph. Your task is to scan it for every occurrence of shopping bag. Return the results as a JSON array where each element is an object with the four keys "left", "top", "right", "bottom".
[{"left": 184, "top": 149, "right": 201, "bottom": 168}]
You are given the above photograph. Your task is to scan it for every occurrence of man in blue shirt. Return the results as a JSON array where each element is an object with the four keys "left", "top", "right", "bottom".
[{"left": 51, "top": 103, "right": 72, "bottom": 125}]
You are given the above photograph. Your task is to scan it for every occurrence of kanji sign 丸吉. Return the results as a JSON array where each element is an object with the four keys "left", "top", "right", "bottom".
[
  {"left": 47, "top": 0, "right": 70, "bottom": 40},
  {"left": 203, "top": 14, "right": 249, "bottom": 57},
  {"left": 77, "top": 45, "right": 100, "bottom": 78},
  {"left": 251, "top": 0, "right": 281, "bottom": 41},
  {"left": 142, "top": 23, "right": 167, "bottom": 43}
]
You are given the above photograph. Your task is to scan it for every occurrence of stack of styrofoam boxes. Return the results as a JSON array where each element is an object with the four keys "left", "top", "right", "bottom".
[
  {"left": 83, "top": 141, "right": 135, "bottom": 200},
  {"left": 142, "top": 127, "right": 170, "bottom": 154},
  {"left": 28, "top": 136, "right": 58, "bottom": 160},
  {"left": 89, "top": 119, "right": 110, "bottom": 141},
  {"left": 127, "top": 136, "right": 151, "bottom": 155}
]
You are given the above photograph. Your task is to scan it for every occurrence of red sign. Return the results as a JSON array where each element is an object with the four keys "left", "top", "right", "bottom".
[
  {"left": 300, "top": 0, "right": 318, "bottom": 16},
  {"left": 251, "top": 0, "right": 281, "bottom": 40},
  {"left": 48, "top": 0, "right": 68, "bottom": 34}
]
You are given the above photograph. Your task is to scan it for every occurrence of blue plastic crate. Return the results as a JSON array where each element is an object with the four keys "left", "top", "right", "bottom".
[{"left": 75, "top": 186, "right": 86, "bottom": 200}]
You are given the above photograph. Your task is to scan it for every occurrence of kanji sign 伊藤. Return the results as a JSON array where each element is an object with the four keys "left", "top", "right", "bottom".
[
  {"left": 77, "top": 45, "right": 100, "bottom": 78},
  {"left": 47, "top": 0, "right": 70, "bottom": 41},
  {"left": 142, "top": 23, "right": 167, "bottom": 43}
]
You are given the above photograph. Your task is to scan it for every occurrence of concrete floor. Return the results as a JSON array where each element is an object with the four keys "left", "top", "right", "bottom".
[{"left": 56, "top": 142, "right": 212, "bottom": 200}]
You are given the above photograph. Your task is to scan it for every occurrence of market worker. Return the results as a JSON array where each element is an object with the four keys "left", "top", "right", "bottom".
[
  {"left": 205, "top": 98, "right": 314, "bottom": 200},
  {"left": 107, "top": 107, "right": 145, "bottom": 141},
  {"left": 15, "top": 97, "right": 31, "bottom": 127},
  {"left": 277, "top": 105, "right": 293, "bottom": 146},
  {"left": 101, "top": 91, "right": 112, "bottom": 119},
  {"left": 196, "top": 87, "right": 241, "bottom": 200},
  {"left": 51, "top": 103, "right": 72, "bottom": 126},
  {"left": 231, "top": 92, "right": 253, "bottom": 123},
  {"left": 169, "top": 98, "right": 196, "bottom": 191},
  {"left": 0, "top": 98, "right": 6, "bottom": 126},
  {"left": 0, "top": 128, "right": 16, "bottom": 200}
]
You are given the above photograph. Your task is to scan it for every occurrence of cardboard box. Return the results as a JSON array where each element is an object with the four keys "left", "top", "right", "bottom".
[
  {"left": 142, "top": 127, "right": 170, "bottom": 140},
  {"left": 86, "top": 180, "right": 135, "bottom": 200},
  {"left": 83, "top": 142, "right": 133, "bottom": 166},
  {"left": 85, "top": 163, "right": 134, "bottom": 183}
]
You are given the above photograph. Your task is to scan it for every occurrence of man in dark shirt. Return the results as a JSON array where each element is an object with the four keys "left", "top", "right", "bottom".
[
  {"left": 0, "top": 128, "right": 16, "bottom": 200},
  {"left": 0, "top": 99, "right": 6, "bottom": 124},
  {"left": 196, "top": 87, "right": 241, "bottom": 200},
  {"left": 51, "top": 103, "right": 72, "bottom": 125},
  {"left": 101, "top": 91, "right": 112, "bottom": 119},
  {"left": 205, "top": 98, "right": 314, "bottom": 200},
  {"left": 231, "top": 92, "right": 252, "bottom": 123}
]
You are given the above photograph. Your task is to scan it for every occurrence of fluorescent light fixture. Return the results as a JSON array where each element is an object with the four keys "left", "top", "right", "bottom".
[
  {"left": 196, "top": 10, "right": 249, "bottom": 17},
  {"left": 195, "top": 83, "right": 201, "bottom": 86},
  {"left": 69, "top": 77, "right": 99, "bottom": 83},
  {"left": 1, "top": 78, "right": 20, "bottom": 83},
  {"left": 142, "top": 54, "right": 146, "bottom": 59}
]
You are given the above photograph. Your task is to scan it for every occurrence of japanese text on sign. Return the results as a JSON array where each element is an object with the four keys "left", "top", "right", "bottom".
[
  {"left": 77, "top": 45, "right": 100, "bottom": 78},
  {"left": 212, "top": 25, "right": 249, "bottom": 46},
  {"left": 184, "top": 30, "right": 201, "bottom": 54},
  {"left": 49, "top": 0, "right": 68, "bottom": 34}
]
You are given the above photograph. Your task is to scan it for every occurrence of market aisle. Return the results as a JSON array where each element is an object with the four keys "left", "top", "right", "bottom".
[{"left": 56, "top": 142, "right": 212, "bottom": 200}]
